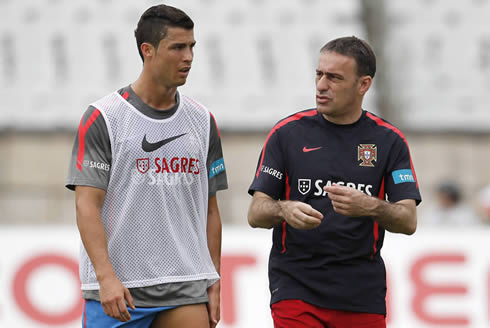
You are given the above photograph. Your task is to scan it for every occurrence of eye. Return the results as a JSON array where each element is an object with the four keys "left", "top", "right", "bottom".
[
  {"left": 171, "top": 44, "right": 186, "bottom": 50},
  {"left": 327, "top": 73, "right": 342, "bottom": 81}
]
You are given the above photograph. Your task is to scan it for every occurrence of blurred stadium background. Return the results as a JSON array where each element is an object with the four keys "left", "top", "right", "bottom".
[{"left": 1, "top": 0, "right": 490, "bottom": 327}]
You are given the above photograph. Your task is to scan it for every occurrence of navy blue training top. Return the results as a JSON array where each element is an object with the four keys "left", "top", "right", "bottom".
[{"left": 248, "top": 109, "right": 421, "bottom": 315}]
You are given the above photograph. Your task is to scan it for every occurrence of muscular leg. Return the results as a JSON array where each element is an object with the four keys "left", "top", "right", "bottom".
[{"left": 150, "top": 303, "right": 209, "bottom": 328}]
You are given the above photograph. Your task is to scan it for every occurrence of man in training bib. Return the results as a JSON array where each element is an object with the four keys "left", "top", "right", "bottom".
[{"left": 66, "top": 5, "right": 227, "bottom": 328}]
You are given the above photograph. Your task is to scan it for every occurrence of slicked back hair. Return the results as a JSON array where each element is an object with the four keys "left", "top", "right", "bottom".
[
  {"left": 134, "top": 5, "right": 194, "bottom": 62},
  {"left": 320, "top": 36, "right": 376, "bottom": 78}
]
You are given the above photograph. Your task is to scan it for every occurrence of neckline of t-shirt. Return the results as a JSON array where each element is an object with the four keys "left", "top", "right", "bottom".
[
  {"left": 318, "top": 110, "right": 366, "bottom": 128},
  {"left": 120, "top": 85, "right": 180, "bottom": 120}
]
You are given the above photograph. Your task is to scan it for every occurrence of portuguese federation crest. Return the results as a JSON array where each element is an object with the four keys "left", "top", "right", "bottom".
[{"left": 358, "top": 144, "right": 377, "bottom": 167}]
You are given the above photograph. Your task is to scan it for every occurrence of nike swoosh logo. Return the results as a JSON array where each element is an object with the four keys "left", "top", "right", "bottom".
[
  {"left": 303, "top": 146, "right": 322, "bottom": 152},
  {"left": 142, "top": 133, "right": 187, "bottom": 152}
]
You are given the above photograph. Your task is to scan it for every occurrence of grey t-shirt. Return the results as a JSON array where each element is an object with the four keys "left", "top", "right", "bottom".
[
  {"left": 66, "top": 86, "right": 228, "bottom": 306},
  {"left": 66, "top": 85, "right": 228, "bottom": 195}
]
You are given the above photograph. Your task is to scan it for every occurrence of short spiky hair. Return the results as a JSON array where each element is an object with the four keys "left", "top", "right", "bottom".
[
  {"left": 134, "top": 4, "right": 194, "bottom": 62},
  {"left": 321, "top": 36, "right": 376, "bottom": 78}
]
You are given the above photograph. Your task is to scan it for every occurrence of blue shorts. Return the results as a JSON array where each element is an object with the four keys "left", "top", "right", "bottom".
[{"left": 82, "top": 300, "right": 175, "bottom": 327}]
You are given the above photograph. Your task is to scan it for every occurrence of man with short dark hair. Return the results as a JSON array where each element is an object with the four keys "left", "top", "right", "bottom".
[
  {"left": 66, "top": 4, "right": 227, "bottom": 328},
  {"left": 248, "top": 36, "right": 421, "bottom": 328}
]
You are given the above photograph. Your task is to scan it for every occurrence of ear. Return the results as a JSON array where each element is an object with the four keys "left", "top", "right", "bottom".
[
  {"left": 140, "top": 42, "right": 155, "bottom": 60},
  {"left": 358, "top": 76, "right": 372, "bottom": 96}
]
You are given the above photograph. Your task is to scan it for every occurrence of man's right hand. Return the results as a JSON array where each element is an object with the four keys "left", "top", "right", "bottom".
[
  {"left": 248, "top": 191, "right": 324, "bottom": 229},
  {"left": 99, "top": 275, "right": 135, "bottom": 322},
  {"left": 279, "top": 200, "right": 324, "bottom": 229}
]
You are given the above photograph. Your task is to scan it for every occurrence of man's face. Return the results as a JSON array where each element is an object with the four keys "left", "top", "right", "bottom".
[
  {"left": 315, "top": 51, "right": 362, "bottom": 120},
  {"left": 147, "top": 27, "right": 196, "bottom": 88}
]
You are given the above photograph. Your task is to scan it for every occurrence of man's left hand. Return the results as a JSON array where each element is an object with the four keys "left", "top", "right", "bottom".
[
  {"left": 324, "top": 184, "right": 377, "bottom": 217},
  {"left": 207, "top": 281, "right": 220, "bottom": 328}
]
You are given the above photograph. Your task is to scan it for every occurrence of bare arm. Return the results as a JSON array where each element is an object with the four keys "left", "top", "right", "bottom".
[
  {"left": 75, "top": 186, "right": 135, "bottom": 322},
  {"left": 206, "top": 195, "right": 222, "bottom": 328},
  {"left": 324, "top": 185, "right": 417, "bottom": 235},
  {"left": 247, "top": 191, "right": 324, "bottom": 230}
]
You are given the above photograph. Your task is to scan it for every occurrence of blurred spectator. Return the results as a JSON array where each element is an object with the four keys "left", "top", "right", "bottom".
[
  {"left": 476, "top": 185, "right": 490, "bottom": 225},
  {"left": 422, "top": 181, "right": 480, "bottom": 226}
]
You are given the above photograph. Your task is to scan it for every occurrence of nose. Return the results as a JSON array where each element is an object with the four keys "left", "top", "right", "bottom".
[
  {"left": 316, "top": 75, "right": 329, "bottom": 92},
  {"left": 183, "top": 47, "right": 193, "bottom": 62}
]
